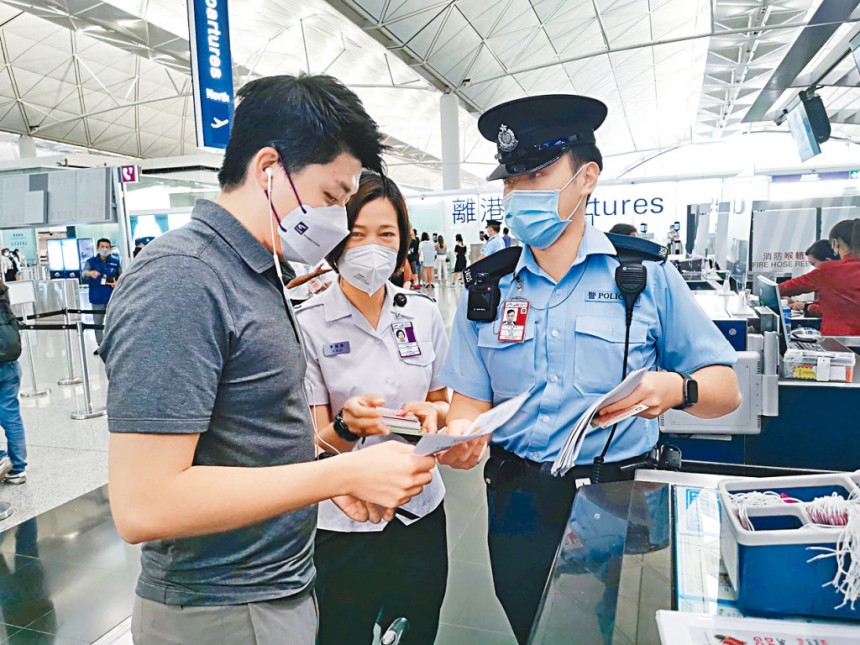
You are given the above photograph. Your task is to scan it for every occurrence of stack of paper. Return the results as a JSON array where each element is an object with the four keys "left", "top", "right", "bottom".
[
  {"left": 551, "top": 368, "right": 648, "bottom": 476},
  {"left": 380, "top": 408, "right": 423, "bottom": 438}
]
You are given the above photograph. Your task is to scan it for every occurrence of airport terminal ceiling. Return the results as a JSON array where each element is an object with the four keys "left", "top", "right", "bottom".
[{"left": 0, "top": 0, "right": 857, "bottom": 188}]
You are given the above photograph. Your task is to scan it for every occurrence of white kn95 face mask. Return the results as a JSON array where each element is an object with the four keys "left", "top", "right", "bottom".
[{"left": 338, "top": 244, "right": 398, "bottom": 295}]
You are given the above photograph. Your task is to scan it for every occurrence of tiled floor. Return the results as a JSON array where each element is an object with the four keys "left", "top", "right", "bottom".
[
  {"left": 0, "top": 488, "right": 140, "bottom": 644},
  {"left": 0, "top": 281, "right": 517, "bottom": 643},
  {"left": 1, "top": 306, "right": 109, "bottom": 531}
]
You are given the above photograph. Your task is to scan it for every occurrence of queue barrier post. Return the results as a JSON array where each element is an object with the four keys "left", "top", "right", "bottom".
[
  {"left": 58, "top": 300, "right": 81, "bottom": 386},
  {"left": 70, "top": 320, "right": 105, "bottom": 420},
  {"left": 18, "top": 311, "right": 49, "bottom": 399}
]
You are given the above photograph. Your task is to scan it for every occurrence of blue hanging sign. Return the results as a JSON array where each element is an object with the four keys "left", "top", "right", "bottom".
[{"left": 187, "top": 0, "right": 235, "bottom": 150}]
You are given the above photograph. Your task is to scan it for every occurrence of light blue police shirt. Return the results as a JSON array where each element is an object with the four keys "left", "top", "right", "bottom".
[
  {"left": 481, "top": 234, "right": 506, "bottom": 257},
  {"left": 440, "top": 225, "right": 737, "bottom": 464}
]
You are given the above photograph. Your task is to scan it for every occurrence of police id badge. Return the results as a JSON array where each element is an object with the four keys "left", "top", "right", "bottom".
[
  {"left": 392, "top": 321, "right": 421, "bottom": 358},
  {"left": 498, "top": 299, "right": 530, "bottom": 343}
]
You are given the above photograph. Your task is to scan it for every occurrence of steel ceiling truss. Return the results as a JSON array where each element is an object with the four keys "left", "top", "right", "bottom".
[
  {"left": 0, "top": 0, "right": 463, "bottom": 172},
  {"left": 0, "top": 1, "right": 196, "bottom": 157},
  {"left": 695, "top": 0, "right": 813, "bottom": 141},
  {"left": 329, "top": 0, "right": 860, "bottom": 155}
]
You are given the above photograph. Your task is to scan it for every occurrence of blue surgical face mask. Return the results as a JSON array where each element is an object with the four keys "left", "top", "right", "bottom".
[{"left": 503, "top": 166, "right": 585, "bottom": 249}]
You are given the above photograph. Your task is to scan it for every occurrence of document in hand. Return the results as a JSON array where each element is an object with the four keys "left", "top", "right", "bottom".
[
  {"left": 551, "top": 368, "right": 649, "bottom": 476},
  {"left": 413, "top": 391, "right": 530, "bottom": 457}
]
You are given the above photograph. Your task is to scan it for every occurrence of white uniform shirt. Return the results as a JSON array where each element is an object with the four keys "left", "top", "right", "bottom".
[{"left": 295, "top": 280, "right": 449, "bottom": 533}]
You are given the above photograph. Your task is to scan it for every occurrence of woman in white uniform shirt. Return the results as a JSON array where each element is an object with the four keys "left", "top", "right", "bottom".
[{"left": 295, "top": 171, "right": 450, "bottom": 645}]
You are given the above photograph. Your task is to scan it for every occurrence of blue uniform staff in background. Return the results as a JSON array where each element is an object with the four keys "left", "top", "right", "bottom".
[
  {"left": 479, "top": 219, "right": 506, "bottom": 258},
  {"left": 437, "top": 93, "right": 742, "bottom": 644},
  {"left": 83, "top": 238, "right": 122, "bottom": 346}
]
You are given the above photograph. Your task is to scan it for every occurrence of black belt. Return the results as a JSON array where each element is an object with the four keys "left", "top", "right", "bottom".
[{"left": 485, "top": 444, "right": 648, "bottom": 493}]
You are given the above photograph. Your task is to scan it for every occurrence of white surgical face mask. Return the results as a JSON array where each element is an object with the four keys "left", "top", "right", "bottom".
[
  {"left": 266, "top": 162, "right": 350, "bottom": 268},
  {"left": 502, "top": 166, "right": 585, "bottom": 249},
  {"left": 338, "top": 244, "right": 397, "bottom": 295},
  {"left": 98, "top": 248, "right": 111, "bottom": 258}
]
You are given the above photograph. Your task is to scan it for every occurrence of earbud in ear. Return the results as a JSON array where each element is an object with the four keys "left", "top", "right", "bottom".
[{"left": 265, "top": 167, "right": 273, "bottom": 177}]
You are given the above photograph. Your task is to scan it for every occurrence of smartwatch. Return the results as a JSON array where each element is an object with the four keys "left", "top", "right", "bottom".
[
  {"left": 333, "top": 409, "right": 360, "bottom": 442},
  {"left": 673, "top": 373, "right": 698, "bottom": 410}
]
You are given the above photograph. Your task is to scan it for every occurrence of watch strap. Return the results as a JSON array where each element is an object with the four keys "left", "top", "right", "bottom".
[
  {"left": 333, "top": 409, "right": 361, "bottom": 442},
  {"left": 672, "top": 372, "right": 697, "bottom": 410}
]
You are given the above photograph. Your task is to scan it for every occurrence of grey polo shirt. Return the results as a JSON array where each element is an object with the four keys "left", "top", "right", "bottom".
[{"left": 101, "top": 199, "right": 316, "bottom": 606}]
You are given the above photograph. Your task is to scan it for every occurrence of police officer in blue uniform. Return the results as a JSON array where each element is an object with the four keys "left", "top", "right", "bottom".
[
  {"left": 437, "top": 95, "right": 742, "bottom": 643},
  {"left": 479, "top": 219, "right": 506, "bottom": 259},
  {"left": 83, "top": 238, "right": 122, "bottom": 346}
]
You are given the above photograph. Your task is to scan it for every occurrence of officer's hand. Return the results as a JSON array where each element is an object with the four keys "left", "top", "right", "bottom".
[
  {"left": 342, "top": 395, "right": 388, "bottom": 437},
  {"left": 435, "top": 418, "right": 490, "bottom": 470},
  {"left": 342, "top": 441, "right": 435, "bottom": 508},
  {"left": 331, "top": 494, "right": 394, "bottom": 524},
  {"left": 90, "top": 270, "right": 100, "bottom": 279},
  {"left": 789, "top": 300, "right": 805, "bottom": 311},
  {"left": 401, "top": 401, "right": 440, "bottom": 434},
  {"left": 597, "top": 372, "right": 685, "bottom": 421}
]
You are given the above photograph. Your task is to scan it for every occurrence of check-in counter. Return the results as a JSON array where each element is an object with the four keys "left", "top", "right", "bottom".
[{"left": 663, "top": 287, "right": 860, "bottom": 471}]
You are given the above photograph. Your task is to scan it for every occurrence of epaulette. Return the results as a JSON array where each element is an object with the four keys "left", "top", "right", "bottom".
[
  {"left": 395, "top": 290, "right": 436, "bottom": 304},
  {"left": 605, "top": 233, "right": 668, "bottom": 265},
  {"left": 463, "top": 246, "right": 522, "bottom": 288},
  {"left": 292, "top": 298, "right": 324, "bottom": 314}
]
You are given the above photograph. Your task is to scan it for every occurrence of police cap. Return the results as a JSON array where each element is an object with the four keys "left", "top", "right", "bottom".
[{"left": 478, "top": 94, "right": 607, "bottom": 181}]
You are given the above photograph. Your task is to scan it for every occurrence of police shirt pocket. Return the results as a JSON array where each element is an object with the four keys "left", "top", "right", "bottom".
[
  {"left": 477, "top": 321, "right": 536, "bottom": 396},
  {"left": 402, "top": 341, "right": 435, "bottom": 367},
  {"left": 573, "top": 314, "right": 648, "bottom": 396}
]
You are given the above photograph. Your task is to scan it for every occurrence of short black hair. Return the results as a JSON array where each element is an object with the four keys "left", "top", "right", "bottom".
[
  {"left": 805, "top": 239, "right": 837, "bottom": 263},
  {"left": 567, "top": 144, "right": 603, "bottom": 172},
  {"left": 327, "top": 170, "right": 411, "bottom": 273},
  {"left": 218, "top": 75, "right": 386, "bottom": 190},
  {"left": 609, "top": 223, "right": 637, "bottom": 236},
  {"left": 486, "top": 221, "right": 501, "bottom": 233},
  {"left": 421, "top": 232, "right": 430, "bottom": 241},
  {"left": 503, "top": 227, "right": 509, "bottom": 234},
  {"left": 97, "top": 238, "right": 111, "bottom": 248}
]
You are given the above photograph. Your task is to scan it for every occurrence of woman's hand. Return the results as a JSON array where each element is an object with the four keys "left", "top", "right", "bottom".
[
  {"left": 341, "top": 395, "right": 388, "bottom": 437},
  {"left": 401, "top": 401, "right": 442, "bottom": 434}
]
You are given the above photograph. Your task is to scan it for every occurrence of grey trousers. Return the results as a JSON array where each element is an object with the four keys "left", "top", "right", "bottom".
[
  {"left": 132, "top": 592, "right": 318, "bottom": 645},
  {"left": 91, "top": 303, "right": 107, "bottom": 344}
]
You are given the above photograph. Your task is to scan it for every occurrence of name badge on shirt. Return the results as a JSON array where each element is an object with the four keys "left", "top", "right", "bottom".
[
  {"left": 585, "top": 290, "right": 639, "bottom": 306},
  {"left": 392, "top": 322, "right": 421, "bottom": 359},
  {"left": 498, "top": 299, "right": 530, "bottom": 343},
  {"left": 323, "top": 341, "right": 351, "bottom": 357}
]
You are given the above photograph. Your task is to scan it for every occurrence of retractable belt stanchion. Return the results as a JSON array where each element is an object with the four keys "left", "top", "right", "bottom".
[
  {"left": 18, "top": 310, "right": 49, "bottom": 399},
  {"left": 0, "top": 502, "right": 11, "bottom": 521},
  {"left": 71, "top": 320, "right": 105, "bottom": 420},
  {"left": 58, "top": 293, "right": 81, "bottom": 386}
]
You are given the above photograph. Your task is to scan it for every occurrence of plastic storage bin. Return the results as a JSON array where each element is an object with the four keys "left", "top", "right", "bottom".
[{"left": 718, "top": 473, "right": 860, "bottom": 621}]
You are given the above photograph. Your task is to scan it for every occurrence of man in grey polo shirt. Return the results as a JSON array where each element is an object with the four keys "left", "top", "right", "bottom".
[{"left": 101, "top": 75, "right": 436, "bottom": 644}]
